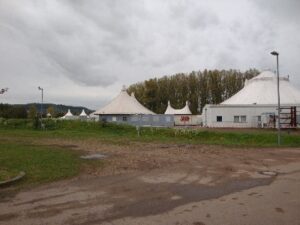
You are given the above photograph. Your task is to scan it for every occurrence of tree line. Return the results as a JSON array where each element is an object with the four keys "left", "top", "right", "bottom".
[
  {"left": 128, "top": 69, "right": 260, "bottom": 114},
  {"left": 0, "top": 103, "right": 93, "bottom": 119}
]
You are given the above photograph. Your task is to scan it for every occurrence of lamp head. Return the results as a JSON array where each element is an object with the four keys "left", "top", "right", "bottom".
[
  {"left": 270, "top": 51, "right": 279, "bottom": 56},
  {"left": 0, "top": 88, "right": 8, "bottom": 94}
]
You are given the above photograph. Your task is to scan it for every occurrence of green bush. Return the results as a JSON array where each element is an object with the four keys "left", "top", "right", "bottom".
[
  {"left": 0, "top": 118, "right": 31, "bottom": 128},
  {"left": 42, "top": 119, "right": 57, "bottom": 130}
]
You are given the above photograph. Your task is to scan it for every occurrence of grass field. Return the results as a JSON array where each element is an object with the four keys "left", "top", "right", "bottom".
[
  {"left": 0, "top": 119, "right": 300, "bottom": 188},
  {"left": 0, "top": 119, "right": 299, "bottom": 147},
  {"left": 0, "top": 140, "right": 81, "bottom": 184}
]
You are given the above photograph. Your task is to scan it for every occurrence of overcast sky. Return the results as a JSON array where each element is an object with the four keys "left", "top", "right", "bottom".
[{"left": 1, "top": 0, "right": 299, "bottom": 109}]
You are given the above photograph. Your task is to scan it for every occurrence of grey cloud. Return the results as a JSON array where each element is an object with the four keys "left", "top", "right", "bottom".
[
  {"left": 0, "top": 0, "right": 299, "bottom": 108},
  {"left": 169, "top": 0, "right": 219, "bottom": 29},
  {"left": 0, "top": 0, "right": 118, "bottom": 87},
  {"left": 253, "top": 0, "right": 300, "bottom": 25},
  {"left": 188, "top": 12, "right": 219, "bottom": 30}
]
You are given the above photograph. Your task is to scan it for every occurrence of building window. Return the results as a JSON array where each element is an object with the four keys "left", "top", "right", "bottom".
[
  {"left": 234, "top": 116, "right": 247, "bottom": 123},
  {"left": 112, "top": 116, "right": 117, "bottom": 122},
  {"left": 216, "top": 116, "right": 222, "bottom": 122},
  {"left": 234, "top": 116, "right": 239, "bottom": 123},
  {"left": 257, "top": 116, "right": 261, "bottom": 122},
  {"left": 122, "top": 116, "right": 127, "bottom": 121},
  {"left": 241, "top": 115, "right": 247, "bottom": 123}
]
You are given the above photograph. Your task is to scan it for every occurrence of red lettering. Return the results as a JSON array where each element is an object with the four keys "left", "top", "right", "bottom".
[{"left": 180, "top": 116, "right": 190, "bottom": 122}]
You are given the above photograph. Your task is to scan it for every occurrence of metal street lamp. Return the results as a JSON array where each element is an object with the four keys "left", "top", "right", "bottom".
[
  {"left": 0, "top": 88, "right": 8, "bottom": 95},
  {"left": 205, "top": 108, "right": 207, "bottom": 127},
  {"left": 38, "top": 86, "right": 44, "bottom": 119},
  {"left": 270, "top": 51, "right": 281, "bottom": 145}
]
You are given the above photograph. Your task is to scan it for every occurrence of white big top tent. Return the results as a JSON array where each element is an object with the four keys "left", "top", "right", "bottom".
[
  {"left": 94, "top": 86, "right": 155, "bottom": 115},
  {"left": 202, "top": 71, "right": 300, "bottom": 128},
  {"left": 222, "top": 71, "right": 300, "bottom": 105}
]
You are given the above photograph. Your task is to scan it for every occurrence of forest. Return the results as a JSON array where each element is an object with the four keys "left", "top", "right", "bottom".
[{"left": 128, "top": 69, "right": 260, "bottom": 114}]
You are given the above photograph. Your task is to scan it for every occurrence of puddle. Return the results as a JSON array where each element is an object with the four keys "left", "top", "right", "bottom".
[
  {"left": 258, "top": 171, "right": 278, "bottom": 176},
  {"left": 80, "top": 154, "right": 107, "bottom": 160},
  {"left": 90, "top": 176, "right": 275, "bottom": 224}
]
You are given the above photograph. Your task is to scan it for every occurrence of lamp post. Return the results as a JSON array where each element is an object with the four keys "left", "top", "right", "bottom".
[
  {"left": 0, "top": 88, "right": 8, "bottom": 95},
  {"left": 205, "top": 108, "right": 207, "bottom": 127},
  {"left": 270, "top": 51, "right": 281, "bottom": 145},
  {"left": 38, "top": 86, "right": 44, "bottom": 119}
]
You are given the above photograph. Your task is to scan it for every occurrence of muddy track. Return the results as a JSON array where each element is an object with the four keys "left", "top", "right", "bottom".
[{"left": 1, "top": 139, "right": 300, "bottom": 225}]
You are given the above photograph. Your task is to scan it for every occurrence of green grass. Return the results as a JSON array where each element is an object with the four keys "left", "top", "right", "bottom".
[
  {"left": 0, "top": 140, "right": 102, "bottom": 188},
  {"left": 0, "top": 119, "right": 299, "bottom": 190},
  {"left": 144, "top": 128, "right": 300, "bottom": 147},
  {"left": 0, "top": 119, "right": 299, "bottom": 147},
  {"left": 0, "top": 169, "right": 19, "bottom": 182}
]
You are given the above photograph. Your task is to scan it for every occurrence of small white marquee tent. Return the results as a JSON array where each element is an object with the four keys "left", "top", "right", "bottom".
[
  {"left": 78, "top": 109, "right": 88, "bottom": 120},
  {"left": 164, "top": 101, "right": 192, "bottom": 115},
  {"left": 88, "top": 112, "right": 99, "bottom": 121},
  {"left": 79, "top": 109, "right": 88, "bottom": 117},
  {"left": 61, "top": 109, "right": 76, "bottom": 120}
]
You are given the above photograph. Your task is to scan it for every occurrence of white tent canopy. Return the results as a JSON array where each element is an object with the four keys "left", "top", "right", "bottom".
[
  {"left": 164, "top": 101, "right": 192, "bottom": 115},
  {"left": 88, "top": 111, "right": 99, "bottom": 120},
  {"left": 94, "top": 87, "right": 155, "bottom": 115},
  {"left": 61, "top": 109, "right": 75, "bottom": 119},
  {"left": 64, "top": 109, "right": 73, "bottom": 117},
  {"left": 79, "top": 109, "right": 87, "bottom": 117},
  {"left": 222, "top": 71, "right": 300, "bottom": 105}
]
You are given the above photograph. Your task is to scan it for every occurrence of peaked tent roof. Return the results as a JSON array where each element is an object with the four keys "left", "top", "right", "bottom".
[
  {"left": 61, "top": 109, "right": 75, "bottom": 119},
  {"left": 164, "top": 101, "right": 192, "bottom": 115},
  {"left": 94, "top": 87, "right": 155, "bottom": 115},
  {"left": 79, "top": 109, "right": 87, "bottom": 116},
  {"left": 222, "top": 71, "right": 300, "bottom": 105},
  {"left": 64, "top": 109, "right": 74, "bottom": 117}
]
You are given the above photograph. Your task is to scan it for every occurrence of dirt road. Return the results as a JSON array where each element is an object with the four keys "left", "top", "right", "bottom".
[{"left": 1, "top": 141, "right": 300, "bottom": 225}]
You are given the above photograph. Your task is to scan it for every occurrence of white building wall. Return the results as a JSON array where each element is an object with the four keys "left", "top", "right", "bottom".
[{"left": 203, "top": 104, "right": 300, "bottom": 128}]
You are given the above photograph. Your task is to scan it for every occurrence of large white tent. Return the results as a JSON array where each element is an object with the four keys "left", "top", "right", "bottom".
[
  {"left": 203, "top": 71, "right": 300, "bottom": 128},
  {"left": 222, "top": 71, "right": 300, "bottom": 105},
  {"left": 94, "top": 87, "right": 155, "bottom": 115},
  {"left": 164, "top": 101, "right": 192, "bottom": 115}
]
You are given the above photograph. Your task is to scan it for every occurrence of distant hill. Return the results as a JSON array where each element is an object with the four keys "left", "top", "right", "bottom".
[{"left": 0, "top": 103, "right": 94, "bottom": 119}]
